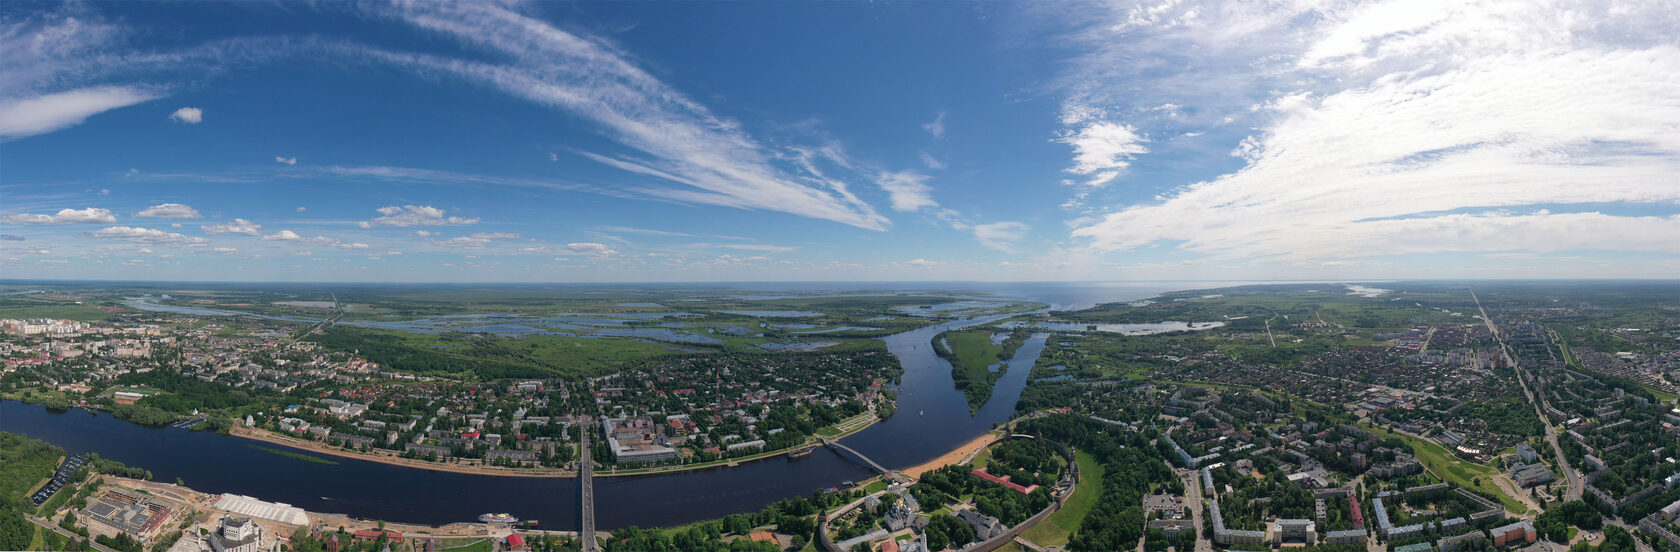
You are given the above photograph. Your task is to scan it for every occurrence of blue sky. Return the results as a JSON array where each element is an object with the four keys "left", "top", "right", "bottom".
[{"left": 2, "top": 1, "right": 1677, "bottom": 282}]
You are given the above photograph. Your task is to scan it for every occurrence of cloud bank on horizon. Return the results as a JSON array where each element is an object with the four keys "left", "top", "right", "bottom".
[{"left": 1, "top": 1, "right": 1676, "bottom": 281}]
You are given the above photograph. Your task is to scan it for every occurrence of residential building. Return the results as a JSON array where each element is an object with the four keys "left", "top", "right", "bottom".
[{"left": 1490, "top": 521, "right": 1536, "bottom": 547}]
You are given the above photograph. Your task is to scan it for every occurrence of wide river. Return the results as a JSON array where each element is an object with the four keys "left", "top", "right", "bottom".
[{"left": 0, "top": 282, "right": 1224, "bottom": 529}]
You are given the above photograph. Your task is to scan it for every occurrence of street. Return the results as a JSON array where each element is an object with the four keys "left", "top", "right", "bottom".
[
  {"left": 1470, "top": 287, "right": 1582, "bottom": 503},
  {"left": 24, "top": 513, "right": 121, "bottom": 552}
]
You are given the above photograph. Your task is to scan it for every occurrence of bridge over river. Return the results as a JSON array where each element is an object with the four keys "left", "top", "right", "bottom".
[{"left": 819, "top": 436, "right": 910, "bottom": 485}]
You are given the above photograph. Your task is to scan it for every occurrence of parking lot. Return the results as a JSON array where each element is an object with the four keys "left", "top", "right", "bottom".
[{"left": 31, "top": 454, "right": 86, "bottom": 506}]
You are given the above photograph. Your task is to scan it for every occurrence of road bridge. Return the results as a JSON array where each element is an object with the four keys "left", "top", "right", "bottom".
[{"left": 580, "top": 405, "right": 599, "bottom": 551}]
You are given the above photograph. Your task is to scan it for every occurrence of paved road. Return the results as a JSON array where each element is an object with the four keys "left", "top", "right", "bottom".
[
  {"left": 1607, "top": 519, "right": 1656, "bottom": 552},
  {"left": 24, "top": 513, "right": 120, "bottom": 552},
  {"left": 1470, "top": 287, "right": 1581, "bottom": 504},
  {"left": 580, "top": 387, "right": 599, "bottom": 552},
  {"left": 1180, "top": 469, "right": 1213, "bottom": 552}
]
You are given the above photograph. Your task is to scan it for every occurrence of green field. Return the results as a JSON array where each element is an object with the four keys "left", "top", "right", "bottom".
[
  {"left": 1020, "top": 450, "right": 1105, "bottom": 548},
  {"left": 1368, "top": 425, "right": 1528, "bottom": 514},
  {"left": 944, "top": 330, "right": 1004, "bottom": 375},
  {"left": 0, "top": 296, "right": 112, "bottom": 322},
  {"left": 437, "top": 537, "right": 494, "bottom": 552},
  {"left": 938, "top": 329, "right": 1008, "bottom": 409}
]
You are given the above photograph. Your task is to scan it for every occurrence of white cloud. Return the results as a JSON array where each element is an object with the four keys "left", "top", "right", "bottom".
[
  {"left": 358, "top": 205, "right": 479, "bottom": 228},
  {"left": 970, "top": 221, "right": 1029, "bottom": 252},
  {"left": 295, "top": 206, "right": 307, "bottom": 212},
  {"left": 262, "top": 230, "right": 368, "bottom": 249},
  {"left": 83, "top": 226, "right": 209, "bottom": 246},
  {"left": 1058, "top": 0, "right": 1680, "bottom": 263},
  {"left": 202, "top": 218, "right": 262, "bottom": 235},
  {"left": 874, "top": 170, "right": 938, "bottom": 212},
  {"left": 1055, "top": 120, "right": 1147, "bottom": 186},
  {"left": 918, "top": 151, "right": 945, "bottom": 170},
  {"left": 168, "top": 106, "right": 203, "bottom": 124},
  {"left": 137, "top": 203, "right": 202, "bottom": 219},
  {"left": 719, "top": 243, "right": 798, "bottom": 253},
  {"left": 275, "top": 156, "right": 297, "bottom": 165},
  {"left": 0, "top": 86, "right": 158, "bottom": 141},
  {"left": 922, "top": 112, "right": 946, "bottom": 138},
  {"left": 212, "top": 247, "right": 238, "bottom": 255},
  {"left": 566, "top": 242, "right": 618, "bottom": 257},
  {"left": 2, "top": 208, "right": 117, "bottom": 225},
  {"left": 432, "top": 232, "right": 520, "bottom": 249}
]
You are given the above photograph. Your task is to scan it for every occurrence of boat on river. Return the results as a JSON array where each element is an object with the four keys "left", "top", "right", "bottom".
[{"left": 479, "top": 513, "right": 518, "bottom": 524}]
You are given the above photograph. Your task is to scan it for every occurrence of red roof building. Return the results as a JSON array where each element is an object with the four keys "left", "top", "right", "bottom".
[
  {"left": 506, "top": 533, "right": 527, "bottom": 551},
  {"left": 971, "top": 468, "right": 1040, "bottom": 494}
]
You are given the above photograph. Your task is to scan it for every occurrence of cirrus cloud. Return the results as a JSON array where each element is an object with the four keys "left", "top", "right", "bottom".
[
  {"left": 1057, "top": 0, "right": 1680, "bottom": 263},
  {"left": 0, "top": 86, "right": 159, "bottom": 141}
]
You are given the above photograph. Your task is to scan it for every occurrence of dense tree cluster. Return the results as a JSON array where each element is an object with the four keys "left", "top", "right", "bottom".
[
  {"left": 316, "top": 327, "right": 555, "bottom": 380},
  {"left": 1534, "top": 501, "right": 1602, "bottom": 542},
  {"left": 922, "top": 513, "right": 976, "bottom": 551},
  {"left": 1013, "top": 415, "right": 1175, "bottom": 552}
]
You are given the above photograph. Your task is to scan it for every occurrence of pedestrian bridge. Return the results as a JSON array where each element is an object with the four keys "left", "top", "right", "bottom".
[{"left": 818, "top": 436, "right": 909, "bottom": 485}]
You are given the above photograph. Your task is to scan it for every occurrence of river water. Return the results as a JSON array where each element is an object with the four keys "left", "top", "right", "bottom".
[{"left": 2, "top": 282, "right": 1217, "bottom": 529}]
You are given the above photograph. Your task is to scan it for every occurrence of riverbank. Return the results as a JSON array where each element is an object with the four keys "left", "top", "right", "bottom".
[
  {"left": 228, "top": 407, "right": 884, "bottom": 479},
  {"left": 599, "top": 409, "right": 882, "bottom": 477},
  {"left": 229, "top": 426, "right": 581, "bottom": 478},
  {"left": 100, "top": 475, "right": 520, "bottom": 541},
  {"left": 900, "top": 431, "right": 999, "bottom": 479}
]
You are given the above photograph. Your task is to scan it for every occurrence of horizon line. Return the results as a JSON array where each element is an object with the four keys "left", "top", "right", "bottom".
[{"left": 3, "top": 277, "right": 1676, "bottom": 286}]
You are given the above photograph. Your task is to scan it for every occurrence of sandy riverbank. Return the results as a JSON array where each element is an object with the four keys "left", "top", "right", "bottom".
[{"left": 900, "top": 431, "right": 999, "bottom": 478}]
